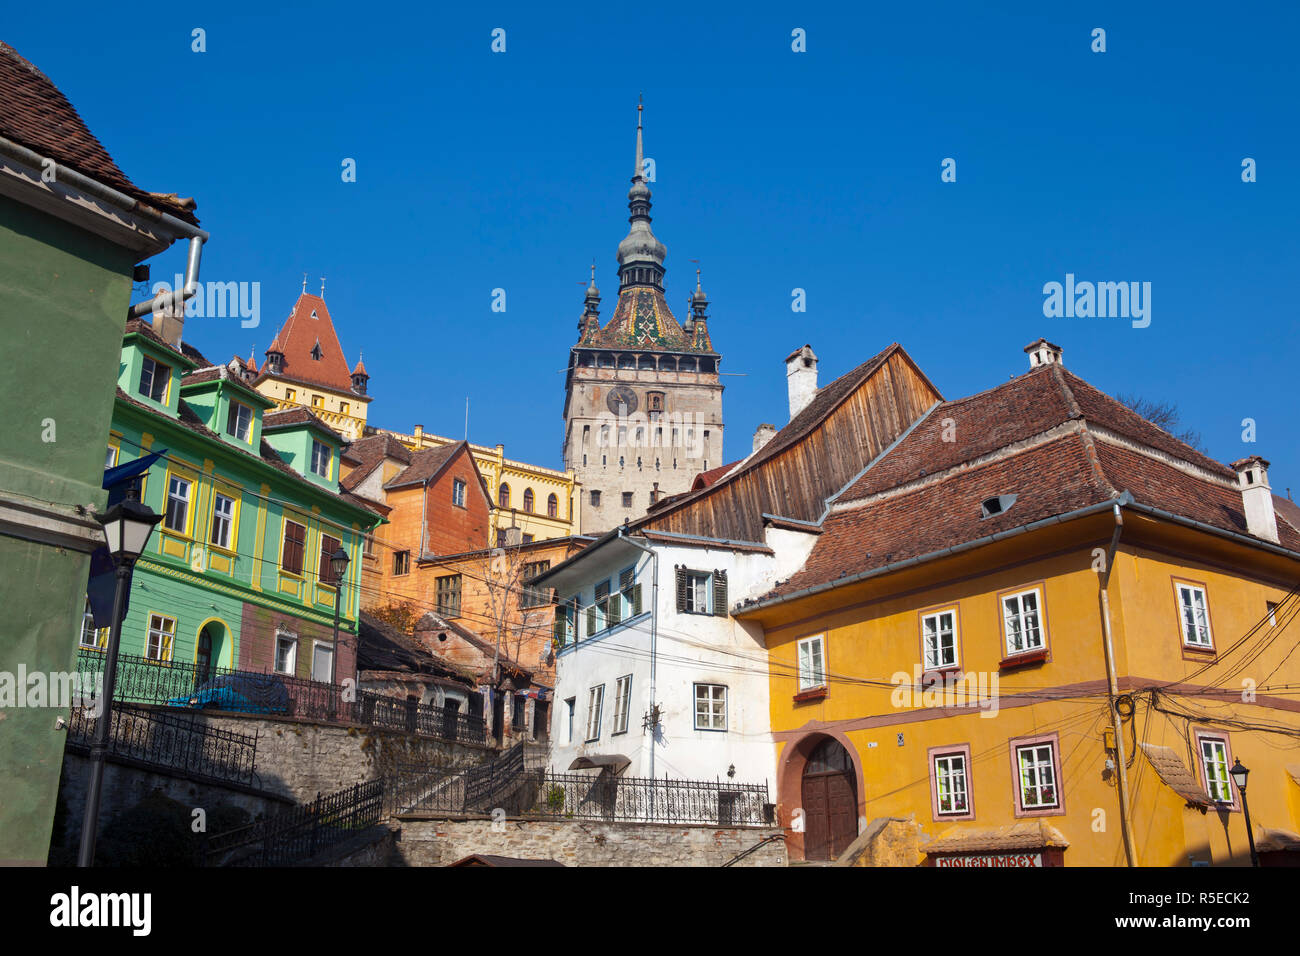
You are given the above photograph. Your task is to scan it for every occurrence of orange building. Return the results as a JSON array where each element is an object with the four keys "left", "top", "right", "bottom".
[{"left": 738, "top": 340, "right": 1300, "bottom": 866}]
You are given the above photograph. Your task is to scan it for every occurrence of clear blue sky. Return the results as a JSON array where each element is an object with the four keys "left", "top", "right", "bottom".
[{"left": 10, "top": 2, "right": 1299, "bottom": 492}]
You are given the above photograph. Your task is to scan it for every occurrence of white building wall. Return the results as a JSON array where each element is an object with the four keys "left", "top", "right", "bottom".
[{"left": 548, "top": 528, "right": 818, "bottom": 788}]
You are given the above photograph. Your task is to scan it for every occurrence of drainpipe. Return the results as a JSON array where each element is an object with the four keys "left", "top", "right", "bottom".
[
  {"left": 617, "top": 527, "right": 659, "bottom": 778},
  {"left": 1099, "top": 502, "right": 1138, "bottom": 866},
  {"left": 0, "top": 135, "right": 209, "bottom": 318}
]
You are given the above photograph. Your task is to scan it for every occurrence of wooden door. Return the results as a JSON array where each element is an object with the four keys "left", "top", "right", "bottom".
[{"left": 801, "top": 738, "right": 858, "bottom": 861}]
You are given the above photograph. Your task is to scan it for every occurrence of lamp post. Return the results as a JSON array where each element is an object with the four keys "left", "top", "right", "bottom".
[
  {"left": 328, "top": 546, "right": 350, "bottom": 694},
  {"left": 1230, "top": 758, "right": 1260, "bottom": 867},
  {"left": 78, "top": 496, "right": 161, "bottom": 867}
]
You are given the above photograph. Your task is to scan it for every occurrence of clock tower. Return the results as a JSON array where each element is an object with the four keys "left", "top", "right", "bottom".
[{"left": 562, "top": 103, "right": 724, "bottom": 534}]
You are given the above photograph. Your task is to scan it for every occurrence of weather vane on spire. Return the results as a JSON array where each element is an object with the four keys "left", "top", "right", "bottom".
[
  {"left": 301, "top": 272, "right": 307, "bottom": 294},
  {"left": 319, "top": 276, "right": 326, "bottom": 298}
]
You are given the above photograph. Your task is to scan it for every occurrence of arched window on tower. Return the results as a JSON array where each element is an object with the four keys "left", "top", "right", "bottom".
[
  {"left": 547, "top": 494, "right": 558, "bottom": 518},
  {"left": 523, "top": 489, "right": 534, "bottom": 513},
  {"left": 498, "top": 483, "right": 511, "bottom": 509}
]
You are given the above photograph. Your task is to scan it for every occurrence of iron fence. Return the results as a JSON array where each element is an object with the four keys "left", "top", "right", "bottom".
[
  {"left": 66, "top": 703, "right": 260, "bottom": 789},
  {"left": 75, "top": 649, "right": 486, "bottom": 745},
  {"left": 529, "top": 772, "right": 772, "bottom": 826},
  {"left": 201, "top": 779, "right": 384, "bottom": 866}
]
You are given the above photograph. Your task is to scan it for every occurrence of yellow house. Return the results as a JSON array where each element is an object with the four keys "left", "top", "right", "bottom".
[
  {"left": 738, "top": 340, "right": 1300, "bottom": 866},
  {"left": 376, "top": 425, "right": 581, "bottom": 543}
]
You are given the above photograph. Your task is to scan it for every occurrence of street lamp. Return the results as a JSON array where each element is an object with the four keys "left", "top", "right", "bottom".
[
  {"left": 328, "top": 547, "right": 350, "bottom": 692},
  {"left": 1230, "top": 758, "right": 1260, "bottom": 867},
  {"left": 78, "top": 497, "right": 162, "bottom": 867}
]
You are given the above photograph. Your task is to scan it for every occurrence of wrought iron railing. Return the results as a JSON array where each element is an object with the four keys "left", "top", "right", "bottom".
[
  {"left": 75, "top": 649, "right": 487, "bottom": 745},
  {"left": 66, "top": 703, "right": 260, "bottom": 789},
  {"left": 201, "top": 779, "right": 384, "bottom": 866},
  {"left": 390, "top": 750, "right": 772, "bottom": 827}
]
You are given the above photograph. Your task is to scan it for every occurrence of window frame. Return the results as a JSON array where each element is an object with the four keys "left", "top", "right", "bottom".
[
  {"left": 1010, "top": 732, "right": 1064, "bottom": 817},
  {"left": 318, "top": 533, "right": 343, "bottom": 586},
  {"left": 565, "top": 697, "right": 576, "bottom": 744},
  {"left": 452, "top": 478, "right": 466, "bottom": 508},
  {"left": 1195, "top": 731, "right": 1236, "bottom": 808},
  {"left": 1173, "top": 578, "right": 1215, "bottom": 652},
  {"left": 999, "top": 584, "right": 1048, "bottom": 661},
  {"left": 585, "top": 684, "right": 605, "bottom": 742},
  {"left": 928, "top": 744, "right": 975, "bottom": 821},
  {"left": 310, "top": 439, "right": 332, "bottom": 479},
  {"left": 612, "top": 674, "right": 633, "bottom": 735},
  {"left": 693, "top": 682, "right": 728, "bottom": 732},
  {"left": 79, "top": 597, "right": 108, "bottom": 650},
  {"left": 280, "top": 516, "right": 308, "bottom": 576},
  {"left": 138, "top": 355, "right": 171, "bottom": 404},
  {"left": 226, "top": 400, "right": 253, "bottom": 443},
  {"left": 163, "top": 472, "right": 193, "bottom": 536},
  {"left": 311, "top": 640, "right": 334, "bottom": 683},
  {"left": 796, "top": 634, "right": 826, "bottom": 692},
  {"left": 436, "top": 573, "right": 462, "bottom": 618},
  {"left": 392, "top": 550, "right": 411, "bottom": 575},
  {"left": 920, "top": 605, "right": 961, "bottom": 672},
  {"left": 274, "top": 633, "right": 298, "bottom": 676},
  {"left": 145, "top": 613, "right": 176, "bottom": 662},
  {"left": 209, "top": 489, "right": 238, "bottom": 552}
]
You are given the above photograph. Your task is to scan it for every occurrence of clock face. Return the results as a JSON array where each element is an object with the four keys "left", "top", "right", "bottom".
[{"left": 606, "top": 385, "right": 638, "bottom": 415}]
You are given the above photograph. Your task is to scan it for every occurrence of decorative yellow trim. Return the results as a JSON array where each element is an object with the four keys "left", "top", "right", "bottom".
[
  {"left": 251, "top": 483, "right": 270, "bottom": 592},
  {"left": 193, "top": 616, "right": 234, "bottom": 669}
]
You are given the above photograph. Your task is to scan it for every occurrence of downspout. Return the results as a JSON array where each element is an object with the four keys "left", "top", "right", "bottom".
[
  {"left": 618, "top": 528, "right": 659, "bottom": 778},
  {"left": 1099, "top": 502, "right": 1138, "bottom": 866},
  {"left": 0, "top": 136, "right": 209, "bottom": 319}
]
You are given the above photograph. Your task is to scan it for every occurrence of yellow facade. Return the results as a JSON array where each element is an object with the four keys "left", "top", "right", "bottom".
[
  {"left": 255, "top": 377, "right": 368, "bottom": 442},
  {"left": 744, "top": 510, "right": 1300, "bottom": 866},
  {"left": 382, "top": 425, "right": 581, "bottom": 543}
]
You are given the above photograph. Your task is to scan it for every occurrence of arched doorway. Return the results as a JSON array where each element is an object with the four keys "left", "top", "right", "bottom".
[
  {"left": 195, "top": 626, "right": 215, "bottom": 689},
  {"left": 801, "top": 738, "right": 858, "bottom": 861}
]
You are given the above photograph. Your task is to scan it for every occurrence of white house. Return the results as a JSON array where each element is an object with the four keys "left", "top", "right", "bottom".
[{"left": 532, "top": 523, "right": 817, "bottom": 786}]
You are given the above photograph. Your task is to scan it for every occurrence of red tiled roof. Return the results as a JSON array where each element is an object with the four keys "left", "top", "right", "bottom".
[
  {"left": 257, "top": 293, "right": 357, "bottom": 394},
  {"left": 384, "top": 441, "right": 465, "bottom": 490},
  {"left": 340, "top": 433, "right": 411, "bottom": 492},
  {"left": 262, "top": 406, "right": 344, "bottom": 443},
  {"left": 0, "top": 42, "right": 198, "bottom": 223},
  {"left": 691, "top": 460, "right": 742, "bottom": 491},
  {"left": 755, "top": 363, "right": 1300, "bottom": 605}
]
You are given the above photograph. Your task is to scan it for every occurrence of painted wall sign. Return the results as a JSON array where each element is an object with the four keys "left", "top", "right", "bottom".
[{"left": 933, "top": 852, "right": 1043, "bottom": 867}]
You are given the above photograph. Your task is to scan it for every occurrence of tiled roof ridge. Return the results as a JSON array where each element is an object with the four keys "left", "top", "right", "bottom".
[
  {"left": 832, "top": 421, "right": 1088, "bottom": 515},
  {"left": 1085, "top": 424, "right": 1238, "bottom": 490}
]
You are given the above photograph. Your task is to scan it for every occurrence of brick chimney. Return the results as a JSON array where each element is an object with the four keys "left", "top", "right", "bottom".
[
  {"left": 1024, "top": 338, "right": 1063, "bottom": 369},
  {"left": 785, "top": 345, "right": 818, "bottom": 421},
  {"left": 752, "top": 423, "right": 777, "bottom": 453},
  {"left": 1232, "top": 456, "right": 1278, "bottom": 543},
  {"left": 154, "top": 304, "right": 185, "bottom": 349}
]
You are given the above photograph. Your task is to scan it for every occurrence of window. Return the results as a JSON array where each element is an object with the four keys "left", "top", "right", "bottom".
[
  {"left": 495, "top": 529, "right": 507, "bottom": 548},
  {"left": 210, "top": 492, "right": 236, "bottom": 550},
  {"left": 311, "top": 394, "right": 324, "bottom": 409},
  {"left": 104, "top": 444, "right": 119, "bottom": 469},
  {"left": 1266, "top": 601, "right": 1278, "bottom": 627},
  {"left": 79, "top": 597, "right": 107, "bottom": 649},
  {"left": 275, "top": 634, "right": 297, "bottom": 675},
  {"left": 590, "top": 490, "right": 601, "bottom": 507},
  {"left": 281, "top": 519, "right": 306, "bottom": 575},
  {"left": 1002, "top": 588, "right": 1044, "bottom": 656},
  {"left": 311, "top": 642, "right": 333, "bottom": 683},
  {"left": 285, "top": 388, "right": 296, "bottom": 402},
  {"left": 146, "top": 614, "right": 176, "bottom": 661},
  {"left": 523, "top": 488, "right": 534, "bottom": 513},
  {"left": 523, "top": 533, "right": 533, "bottom": 544},
  {"left": 1013, "top": 737, "right": 1062, "bottom": 814},
  {"left": 931, "top": 749, "right": 972, "bottom": 818},
  {"left": 613, "top": 675, "right": 632, "bottom": 734},
  {"left": 513, "top": 695, "right": 527, "bottom": 732},
  {"left": 676, "top": 566, "right": 726, "bottom": 616},
  {"left": 138, "top": 356, "right": 170, "bottom": 403},
  {"left": 647, "top": 391, "right": 664, "bottom": 412},
  {"left": 498, "top": 483, "right": 511, "bottom": 508},
  {"left": 363, "top": 532, "right": 375, "bottom": 556},
  {"left": 1198, "top": 734, "right": 1233, "bottom": 804},
  {"left": 226, "top": 401, "right": 253, "bottom": 441},
  {"left": 565, "top": 697, "right": 576, "bottom": 744},
  {"left": 694, "top": 683, "right": 727, "bottom": 731},
  {"left": 452, "top": 478, "right": 466, "bottom": 507},
  {"left": 590, "top": 580, "right": 610, "bottom": 633},
  {"left": 310, "top": 439, "right": 331, "bottom": 478},
  {"left": 164, "top": 474, "right": 191, "bottom": 533},
  {"left": 1177, "top": 583, "right": 1213, "bottom": 648},
  {"left": 393, "top": 550, "right": 410, "bottom": 575},
  {"left": 521, "top": 561, "right": 552, "bottom": 607},
  {"left": 618, "top": 566, "right": 642, "bottom": 620},
  {"left": 922, "top": 609, "right": 958, "bottom": 670},
  {"left": 310, "top": 342, "right": 323, "bottom": 361},
  {"left": 553, "top": 600, "right": 577, "bottom": 648},
  {"left": 547, "top": 493, "right": 558, "bottom": 518},
  {"left": 318, "top": 533, "right": 342, "bottom": 584},
  {"left": 436, "top": 574, "right": 462, "bottom": 617},
  {"left": 585, "top": 685, "right": 605, "bottom": 741},
  {"left": 622, "top": 492, "right": 634, "bottom": 508},
  {"left": 797, "top": 635, "right": 825, "bottom": 690},
  {"left": 339, "top": 402, "right": 349, "bottom": 416}
]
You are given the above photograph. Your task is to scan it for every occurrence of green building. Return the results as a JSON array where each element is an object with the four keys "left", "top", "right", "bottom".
[
  {"left": 0, "top": 41, "right": 205, "bottom": 863},
  {"left": 90, "top": 318, "right": 383, "bottom": 684}
]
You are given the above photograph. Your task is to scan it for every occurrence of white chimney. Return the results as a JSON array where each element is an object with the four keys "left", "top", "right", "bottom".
[
  {"left": 1024, "top": 337, "right": 1063, "bottom": 369},
  {"left": 752, "top": 423, "right": 777, "bottom": 453},
  {"left": 1233, "top": 456, "right": 1278, "bottom": 543},
  {"left": 154, "top": 304, "right": 185, "bottom": 349},
  {"left": 785, "top": 345, "right": 818, "bottom": 420}
]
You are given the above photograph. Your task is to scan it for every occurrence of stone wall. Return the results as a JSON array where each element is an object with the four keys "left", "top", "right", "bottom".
[
  {"left": 395, "top": 815, "right": 785, "bottom": 867},
  {"left": 196, "top": 712, "right": 497, "bottom": 802}
]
